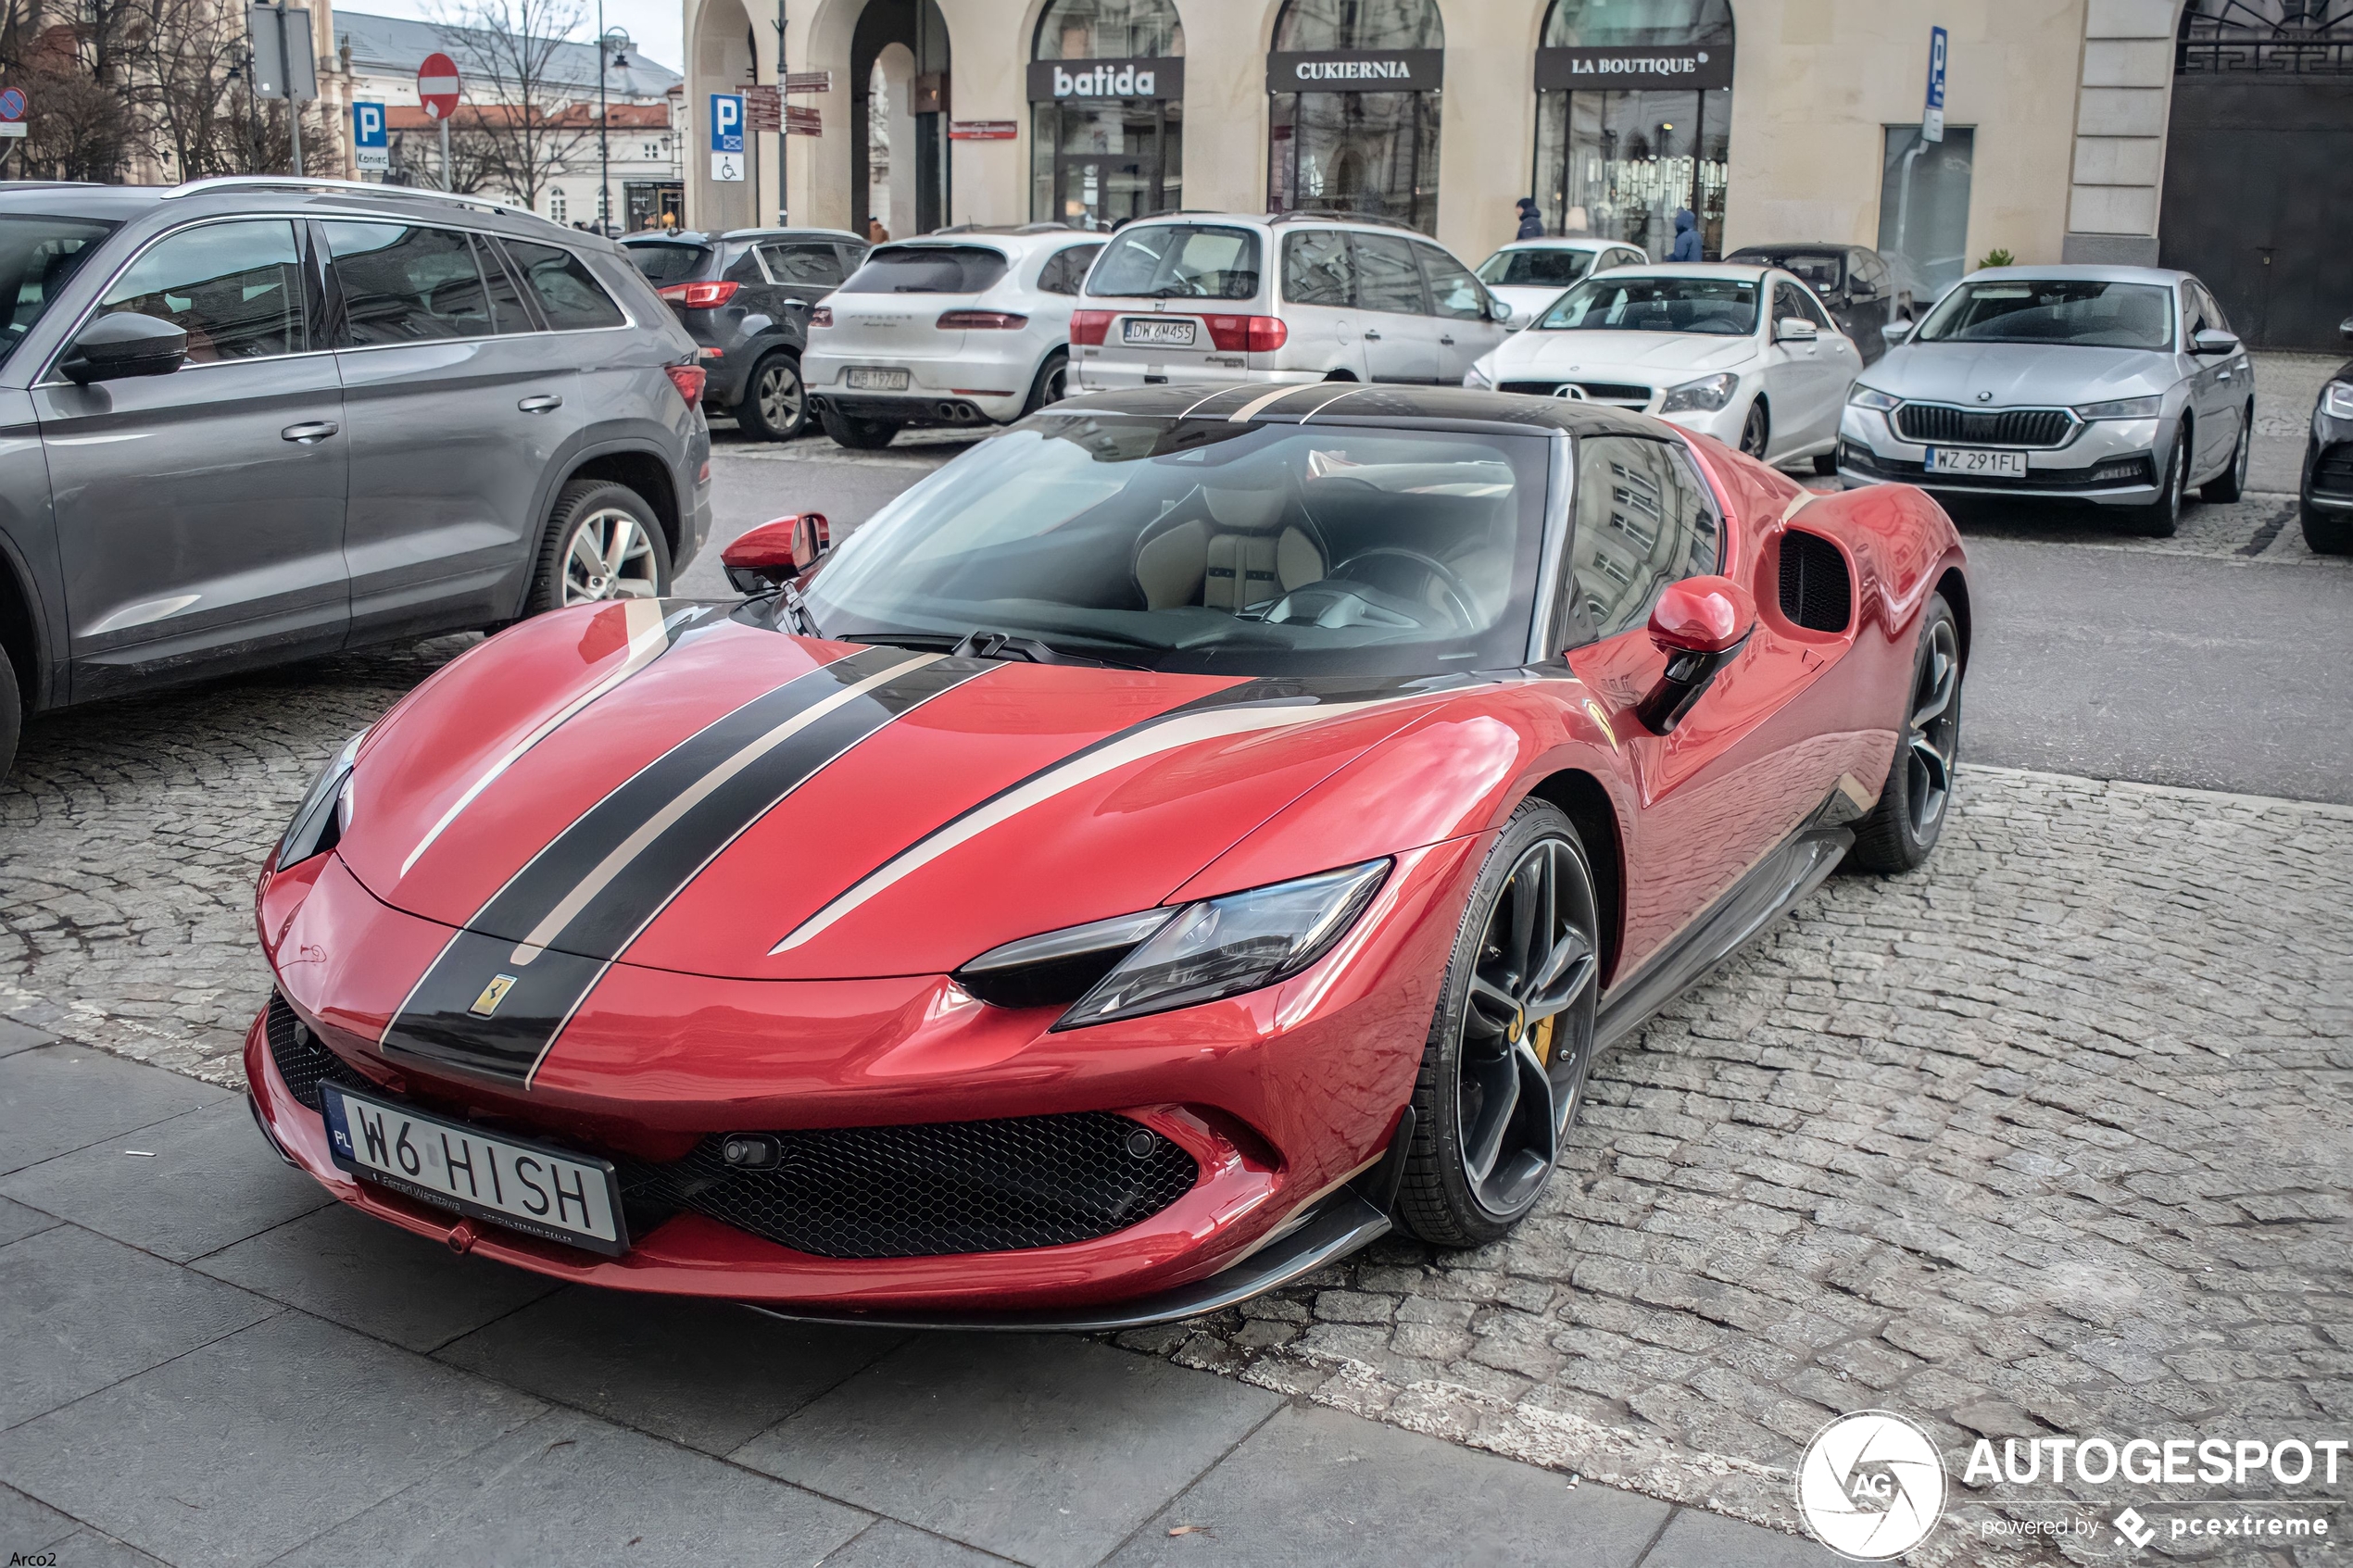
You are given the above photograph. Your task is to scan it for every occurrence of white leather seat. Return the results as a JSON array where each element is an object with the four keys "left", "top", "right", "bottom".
[{"left": 1134, "top": 485, "right": 1326, "bottom": 612}]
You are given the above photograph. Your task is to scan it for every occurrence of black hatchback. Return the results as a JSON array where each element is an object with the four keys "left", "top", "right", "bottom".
[{"left": 622, "top": 228, "right": 867, "bottom": 440}]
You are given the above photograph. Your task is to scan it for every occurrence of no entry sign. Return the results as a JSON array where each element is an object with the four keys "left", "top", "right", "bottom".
[{"left": 418, "top": 52, "right": 460, "bottom": 119}]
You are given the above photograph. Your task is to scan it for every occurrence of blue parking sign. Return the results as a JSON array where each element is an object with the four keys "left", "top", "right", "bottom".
[
  {"left": 1922, "top": 27, "right": 1947, "bottom": 143},
  {"left": 710, "top": 93, "right": 746, "bottom": 181},
  {"left": 352, "top": 100, "right": 388, "bottom": 170}
]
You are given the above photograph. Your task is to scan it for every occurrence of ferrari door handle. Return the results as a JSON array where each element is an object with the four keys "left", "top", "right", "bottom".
[
  {"left": 1364, "top": 329, "right": 1382, "bottom": 341},
  {"left": 518, "top": 394, "right": 563, "bottom": 413},
  {"left": 280, "top": 420, "right": 338, "bottom": 444}
]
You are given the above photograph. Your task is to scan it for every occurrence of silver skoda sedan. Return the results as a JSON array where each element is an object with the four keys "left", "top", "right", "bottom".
[{"left": 1837, "top": 265, "right": 2254, "bottom": 537}]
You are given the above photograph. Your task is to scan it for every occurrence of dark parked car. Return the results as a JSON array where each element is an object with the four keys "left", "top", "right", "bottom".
[
  {"left": 1724, "top": 244, "right": 1926, "bottom": 365},
  {"left": 2303, "top": 315, "right": 2353, "bottom": 555},
  {"left": 622, "top": 227, "right": 867, "bottom": 441},
  {"left": 0, "top": 176, "right": 712, "bottom": 779}
]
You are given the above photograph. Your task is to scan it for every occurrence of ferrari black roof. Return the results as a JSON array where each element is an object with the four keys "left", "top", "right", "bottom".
[{"left": 1049, "top": 383, "right": 1661, "bottom": 439}]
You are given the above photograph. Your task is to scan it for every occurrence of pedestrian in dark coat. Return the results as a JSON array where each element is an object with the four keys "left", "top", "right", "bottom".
[
  {"left": 1668, "top": 207, "right": 1703, "bottom": 261},
  {"left": 1515, "top": 197, "right": 1543, "bottom": 241}
]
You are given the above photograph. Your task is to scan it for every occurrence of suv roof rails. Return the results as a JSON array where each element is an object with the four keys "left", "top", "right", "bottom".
[
  {"left": 1268, "top": 209, "right": 1413, "bottom": 230},
  {"left": 162, "top": 175, "right": 544, "bottom": 222}
]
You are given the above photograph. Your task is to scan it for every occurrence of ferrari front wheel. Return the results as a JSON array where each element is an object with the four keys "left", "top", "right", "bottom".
[
  {"left": 1397, "top": 801, "right": 1601, "bottom": 1248},
  {"left": 1848, "top": 592, "right": 1962, "bottom": 874}
]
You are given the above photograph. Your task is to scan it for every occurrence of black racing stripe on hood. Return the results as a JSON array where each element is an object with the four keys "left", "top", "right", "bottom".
[{"left": 380, "top": 645, "right": 994, "bottom": 1085}]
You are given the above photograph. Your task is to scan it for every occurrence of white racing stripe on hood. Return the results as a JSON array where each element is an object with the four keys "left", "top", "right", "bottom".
[
  {"left": 398, "top": 599, "right": 691, "bottom": 878},
  {"left": 767, "top": 691, "right": 1425, "bottom": 956}
]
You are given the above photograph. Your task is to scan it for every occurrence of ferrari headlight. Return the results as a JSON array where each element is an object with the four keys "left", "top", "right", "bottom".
[
  {"left": 1055, "top": 860, "right": 1390, "bottom": 1029},
  {"left": 2324, "top": 381, "right": 2353, "bottom": 420},
  {"left": 1463, "top": 358, "right": 1495, "bottom": 391},
  {"left": 1846, "top": 384, "right": 1901, "bottom": 411},
  {"left": 2076, "top": 395, "right": 2163, "bottom": 420},
  {"left": 1660, "top": 371, "right": 1739, "bottom": 414},
  {"left": 276, "top": 728, "right": 367, "bottom": 868}
]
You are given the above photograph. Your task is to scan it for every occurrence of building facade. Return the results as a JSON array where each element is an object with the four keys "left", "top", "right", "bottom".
[
  {"left": 680, "top": 0, "right": 2347, "bottom": 345},
  {"left": 338, "top": 8, "right": 686, "bottom": 232}
]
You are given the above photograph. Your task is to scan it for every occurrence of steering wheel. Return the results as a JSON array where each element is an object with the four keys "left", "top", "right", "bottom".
[{"left": 1330, "top": 547, "right": 1480, "bottom": 633}]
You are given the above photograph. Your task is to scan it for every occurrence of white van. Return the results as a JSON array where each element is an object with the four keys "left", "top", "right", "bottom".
[{"left": 1069, "top": 213, "right": 1512, "bottom": 393}]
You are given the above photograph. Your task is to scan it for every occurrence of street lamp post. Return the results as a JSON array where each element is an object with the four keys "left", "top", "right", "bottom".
[{"left": 597, "top": 11, "right": 632, "bottom": 234}]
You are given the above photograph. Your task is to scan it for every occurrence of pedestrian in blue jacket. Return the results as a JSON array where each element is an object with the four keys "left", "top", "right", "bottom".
[
  {"left": 1668, "top": 207, "right": 1703, "bottom": 261},
  {"left": 1515, "top": 197, "right": 1544, "bottom": 240}
]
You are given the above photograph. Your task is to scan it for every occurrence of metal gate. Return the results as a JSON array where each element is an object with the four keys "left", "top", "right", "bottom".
[{"left": 2159, "top": 1, "right": 2353, "bottom": 350}]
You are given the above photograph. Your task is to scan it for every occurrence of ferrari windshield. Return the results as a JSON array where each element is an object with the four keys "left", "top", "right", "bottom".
[
  {"left": 799, "top": 413, "right": 1553, "bottom": 676},
  {"left": 1537, "top": 275, "right": 1758, "bottom": 336}
]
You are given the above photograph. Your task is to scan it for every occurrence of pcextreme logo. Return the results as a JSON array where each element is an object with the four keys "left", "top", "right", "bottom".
[{"left": 1797, "top": 1411, "right": 1948, "bottom": 1561}]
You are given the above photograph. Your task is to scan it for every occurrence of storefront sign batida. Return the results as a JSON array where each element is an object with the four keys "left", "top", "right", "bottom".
[
  {"left": 1026, "top": 57, "right": 1184, "bottom": 101},
  {"left": 1266, "top": 50, "right": 1444, "bottom": 93},
  {"left": 1534, "top": 44, "right": 1732, "bottom": 93}
]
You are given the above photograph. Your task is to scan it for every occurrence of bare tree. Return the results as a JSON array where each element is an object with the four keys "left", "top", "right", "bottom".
[{"left": 428, "top": 0, "right": 589, "bottom": 209}]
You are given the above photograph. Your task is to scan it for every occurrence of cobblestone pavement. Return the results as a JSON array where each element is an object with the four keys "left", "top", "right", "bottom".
[{"left": 1117, "top": 769, "right": 2353, "bottom": 1564}]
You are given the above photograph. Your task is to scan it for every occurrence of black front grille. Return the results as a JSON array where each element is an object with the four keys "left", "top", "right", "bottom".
[
  {"left": 1894, "top": 404, "right": 2074, "bottom": 447},
  {"left": 1779, "top": 530, "right": 1852, "bottom": 633},
  {"left": 1499, "top": 379, "right": 1650, "bottom": 403},
  {"left": 265, "top": 993, "right": 370, "bottom": 1110},
  {"left": 2315, "top": 443, "right": 2353, "bottom": 497},
  {"left": 613, "top": 1112, "right": 1200, "bottom": 1259}
]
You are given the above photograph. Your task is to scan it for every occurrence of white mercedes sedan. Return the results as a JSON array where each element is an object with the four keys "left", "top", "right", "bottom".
[{"left": 1464, "top": 263, "right": 1862, "bottom": 473}]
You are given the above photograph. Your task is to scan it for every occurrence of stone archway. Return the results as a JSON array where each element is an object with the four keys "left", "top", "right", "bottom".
[
  {"left": 689, "top": 0, "right": 761, "bottom": 231},
  {"left": 850, "top": 0, "right": 951, "bottom": 237},
  {"left": 868, "top": 42, "right": 917, "bottom": 238}
]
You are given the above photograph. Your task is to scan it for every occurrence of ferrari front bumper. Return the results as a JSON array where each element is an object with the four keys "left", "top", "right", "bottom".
[{"left": 247, "top": 837, "right": 1479, "bottom": 1321}]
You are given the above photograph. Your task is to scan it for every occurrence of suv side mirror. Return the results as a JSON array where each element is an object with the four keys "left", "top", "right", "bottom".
[
  {"left": 60, "top": 312, "right": 187, "bottom": 384},
  {"left": 1850, "top": 280, "right": 1879, "bottom": 302},
  {"left": 2191, "top": 327, "right": 2240, "bottom": 356},
  {"left": 1881, "top": 318, "right": 1916, "bottom": 345},
  {"left": 1636, "top": 576, "right": 1754, "bottom": 734},
  {"left": 1486, "top": 296, "right": 1513, "bottom": 324},
  {"left": 722, "top": 511, "right": 831, "bottom": 593},
  {"left": 1775, "top": 316, "right": 1818, "bottom": 344}
]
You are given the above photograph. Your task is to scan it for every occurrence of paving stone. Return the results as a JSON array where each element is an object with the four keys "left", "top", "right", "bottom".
[
  {"left": 1641, "top": 1504, "right": 1845, "bottom": 1567},
  {"left": 732, "top": 1334, "right": 1281, "bottom": 1568},
  {"left": 436, "top": 1286, "right": 905, "bottom": 1454},
  {"left": 1104, "top": 1403, "right": 1670, "bottom": 1567},
  {"left": 0, "top": 1223, "right": 277, "bottom": 1430},
  {"left": 0, "top": 1481, "right": 78, "bottom": 1553},
  {"left": 816, "top": 1519, "right": 1020, "bottom": 1568},
  {"left": 0, "top": 1018, "right": 53, "bottom": 1058},
  {"left": 192, "top": 1201, "right": 559, "bottom": 1352},
  {"left": 0, "top": 1193, "right": 57, "bottom": 1248},
  {"left": 279, "top": 1408, "right": 869, "bottom": 1567},
  {"left": 0, "top": 1098, "right": 330, "bottom": 1261},
  {"left": 0, "top": 1311, "right": 544, "bottom": 1568},
  {"left": 32, "top": 1531, "right": 168, "bottom": 1567},
  {"left": 0, "top": 1046, "right": 223, "bottom": 1174}
]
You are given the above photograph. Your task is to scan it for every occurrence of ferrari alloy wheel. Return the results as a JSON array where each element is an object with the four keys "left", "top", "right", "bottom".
[
  {"left": 1740, "top": 399, "right": 1770, "bottom": 458},
  {"left": 1398, "top": 800, "right": 1601, "bottom": 1248},
  {"left": 2121, "top": 429, "right": 2187, "bottom": 537},
  {"left": 1850, "top": 593, "right": 1963, "bottom": 873},
  {"left": 526, "top": 480, "right": 672, "bottom": 615},
  {"left": 739, "top": 353, "right": 807, "bottom": 442}
]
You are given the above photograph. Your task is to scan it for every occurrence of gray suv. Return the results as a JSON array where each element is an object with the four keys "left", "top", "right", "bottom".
[{"left": 0, "top": 177, "right": 712, "bottom": 777}]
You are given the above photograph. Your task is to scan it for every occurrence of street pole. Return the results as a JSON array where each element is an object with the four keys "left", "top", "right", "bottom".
[
  {"left": 274, "top": 1, "right": 303, "bottom": 174},
  {"left": 598, "top": 0, "right": 610, "bottom": 232},
  {"left": 441, "top": 116, "right": 452, "bottom": 191},
  {"left": 776, "top": 0, "right": 786, "bottom": 226},
  {"left": 790, "top": 0, "right": 799, "bottom": 226}
]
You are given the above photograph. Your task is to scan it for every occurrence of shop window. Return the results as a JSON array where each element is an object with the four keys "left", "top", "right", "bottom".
[
  {"left": 1877, "top": 127, "right": 1974, "bottom": 299},
  {"left": 1030, "top": 0, "right": 1186, "bottom": 230},
  {"left": 1266, "top": 0, "right": 1443, "bottom": 234},
  {"left": 1532, "top": 0, "right": 1733, "bottom": 259}
]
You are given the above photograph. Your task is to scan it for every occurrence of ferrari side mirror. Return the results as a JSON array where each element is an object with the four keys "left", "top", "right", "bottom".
[
  {"left": 721, "top": 512, "right": 831, "bottom": 594},
  {"left": 1636, "top": 575, "right": 1755, "bottom": 734}
]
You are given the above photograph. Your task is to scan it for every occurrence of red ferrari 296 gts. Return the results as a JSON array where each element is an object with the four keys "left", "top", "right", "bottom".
[{"left": 246, "top": 383, "right": 1968, "bottom": 1329}]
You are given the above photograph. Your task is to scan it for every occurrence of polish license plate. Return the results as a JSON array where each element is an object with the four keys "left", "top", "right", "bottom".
[
  {"left": 319, "top": 1085, "right": 627, "bottom": 1256},
  {"left": 1926, "top": 446, "right": 2027, "bottom": 478},
  {"left": 845, "top": 366, "right": 911, "bottom": 391},
  {"left": 1121, "top": 318, "right": 1198, "bottom": 347}
]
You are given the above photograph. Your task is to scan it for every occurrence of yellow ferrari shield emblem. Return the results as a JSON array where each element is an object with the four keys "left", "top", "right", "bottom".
[{"left": 469, "top": 973, "right": 519, "bottom": 1017}]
